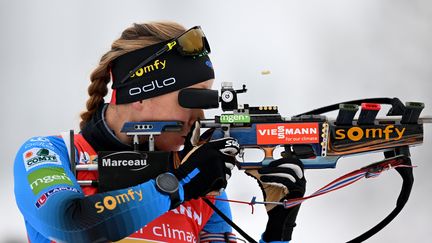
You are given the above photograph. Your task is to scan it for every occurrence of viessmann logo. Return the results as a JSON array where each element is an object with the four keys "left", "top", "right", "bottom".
[
  {"left": 27, "top": 167, "right": 73, "bottom": 195},
  {"left": 334, "top": 125, "right": 406, "bottom": 141},
  {"left": 256, "top": 123, "right": 319, "bottom": 145}
]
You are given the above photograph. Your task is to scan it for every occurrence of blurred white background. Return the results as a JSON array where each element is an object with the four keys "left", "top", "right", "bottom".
[{"left": 1, "top": 0, "right": 431, "bottom": 242}]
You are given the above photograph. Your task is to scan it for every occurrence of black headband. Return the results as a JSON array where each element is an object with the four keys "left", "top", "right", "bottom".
[{"left": 110, "top": 40, "right": 215, "bottom": 104}]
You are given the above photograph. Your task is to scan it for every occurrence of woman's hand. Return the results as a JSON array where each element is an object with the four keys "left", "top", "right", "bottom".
[
  {"left": 246, "top": 157, "right": 306, "bottom": 242},
  {"left": 174, "top": 137, "right": 240, "bottom": 201}
]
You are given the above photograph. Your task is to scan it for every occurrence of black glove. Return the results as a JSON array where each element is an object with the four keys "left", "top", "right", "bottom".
[
  {"left": 174, "top": 137, "right": 240, "bottom": 201},
  {"left": 245, "top": 157, "right": 306, "bottom": 242}
]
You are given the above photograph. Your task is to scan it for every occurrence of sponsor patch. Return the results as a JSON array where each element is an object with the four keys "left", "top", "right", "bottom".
[
  {"left": 35, "top": 186, "right": 79, "bottom": 209},
  {"left": 256, "top": 123, "right": 320, "bottom": 145},
  {"left": 29, "top": 137, "right": 50, "bottom": 143},
  {"left": 129, "top": 59, "right": 167, "bottom": 79},
  {"left": 220, "top": 114, "right": 250, "bottom": 124},
  {"left": 23, "top": 148, "right": 61, "bottom": 171},
  {"left": 24, "top": 142, "right": 55, "bottom": 149},
  {"left": 94, "top": 189, "right": 143, "bottom": 213},
  {"left": 36, "top": 194, "right": 48, "bottom": 208},
  {"left": 99, "top": 151, "right": 148, "bottom": 170},
  {"left": 334, "top": 125, "right": 406, "bottom": 142},
  {"left": 78, "top": 151, "right": 98, "bottom": 164},
  {"left": 24, "top": 137, "right": 54, "bottom": 149},
  {"left": 27, "top": 167, "right": 73, "bottom": 195}
]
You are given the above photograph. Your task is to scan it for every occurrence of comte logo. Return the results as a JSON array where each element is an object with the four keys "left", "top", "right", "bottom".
[
  {"left": 23, "top": 148, "right": 61, "bottom": 171},
  {"left": 27, "top": 167, "right": 73, "bottom": 195}
]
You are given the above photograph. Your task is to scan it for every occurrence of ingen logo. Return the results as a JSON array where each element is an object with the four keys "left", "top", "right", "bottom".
[
  {"left": 27, "top": 167, "right": 73, "bottom": 195},
  {"left": 129, "top": 77, "right": 176, "bottom": 96},
  {"left": 220, "top": 114, "right": 250, "bottom": 124}
]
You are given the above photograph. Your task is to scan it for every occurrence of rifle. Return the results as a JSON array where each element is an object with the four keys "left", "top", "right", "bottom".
[
  {"left": 179, "top": 82, "right": 430, "bottom": 169},
  {"left": 178, "top": 81, "right": 431, "bottom": 242},
  {"left": 73, "top": 81, "right": 430, "bottom": 242}
]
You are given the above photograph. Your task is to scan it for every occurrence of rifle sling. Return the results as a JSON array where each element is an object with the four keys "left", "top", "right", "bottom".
[{"left": 347, "top": 157, "right": 414, "bottom": 242}]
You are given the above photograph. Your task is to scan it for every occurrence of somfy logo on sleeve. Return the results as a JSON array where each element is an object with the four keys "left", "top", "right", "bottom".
[
  {"left": 94, "top": 189, "right": 143, "bottom": 213},
  {"left": 23, "top": 148, "right": 62, "bottom": 171}
]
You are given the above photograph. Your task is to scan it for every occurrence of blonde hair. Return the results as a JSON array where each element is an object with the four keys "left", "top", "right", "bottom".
[{"left": 80, "top": 21, "right": 186, "bottom": 129}]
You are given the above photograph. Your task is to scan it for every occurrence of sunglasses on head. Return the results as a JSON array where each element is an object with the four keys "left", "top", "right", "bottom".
[{"left": 119, "top": 26, "right": 211, "bottom": 84}]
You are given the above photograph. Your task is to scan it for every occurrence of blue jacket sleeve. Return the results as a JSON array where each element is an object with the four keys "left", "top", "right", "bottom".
[
  {"left": 14, "top": 136, "right": 182, "bottom": 242},
  {"left": 199, "top": 191, "right": 239, "bottom": 242},
  {"left": 202, "top": 191, "right": 233, "bottom": 233}
]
